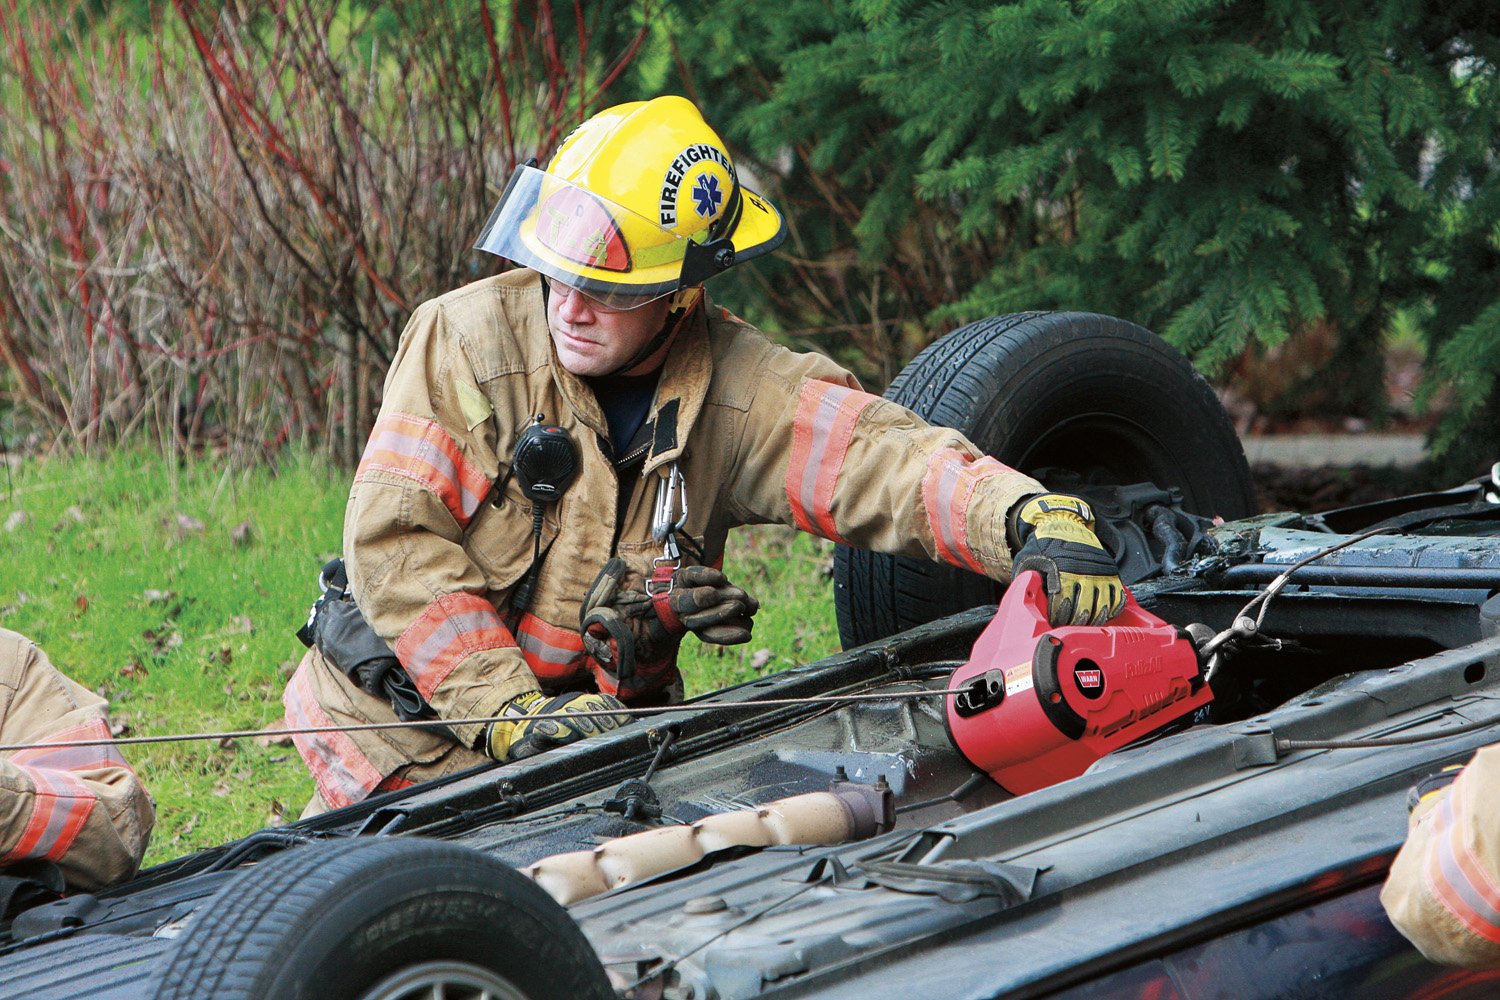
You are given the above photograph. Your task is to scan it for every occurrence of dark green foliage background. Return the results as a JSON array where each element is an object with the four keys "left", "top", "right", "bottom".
[
  {"left": 644, "top": 0, "right": 1500, "bottom": 475},
  {"left": 5, "top": 2, "right": 1499, "bottom": 470}
]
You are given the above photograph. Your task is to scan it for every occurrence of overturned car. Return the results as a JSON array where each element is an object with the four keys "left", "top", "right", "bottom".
[{"left": 6, "top": 313, "right": 1500, "bottom": 1000}]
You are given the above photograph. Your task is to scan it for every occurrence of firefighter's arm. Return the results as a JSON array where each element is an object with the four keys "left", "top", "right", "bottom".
[
  {"left": 344, "top": 302, "right": 541, "bottom": 750},
  {"left": 0, "top": 635, "right": 154, "bottom": 893},
  {"left": 723, "top": 346, "right": 1045, "bottom": 581},
  {"left": 1381, "top": 743, "right": 1500, "bottom": 969}
]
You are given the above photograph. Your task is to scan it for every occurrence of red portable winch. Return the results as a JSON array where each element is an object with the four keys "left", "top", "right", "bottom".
[{"left": 946, "top": 570, "right": 1213, "bottom": 794}]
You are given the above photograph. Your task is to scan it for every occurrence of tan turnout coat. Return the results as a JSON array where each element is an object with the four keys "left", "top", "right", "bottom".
[
  {"left": 0, "top": 629, "right": 154, "bottom": 892},
  {"left": 1383, "top": 742, "right": 1500, "bottom": 968},
  {"left": 286, "top": 269, "right": 1044, "bottom": 810}
]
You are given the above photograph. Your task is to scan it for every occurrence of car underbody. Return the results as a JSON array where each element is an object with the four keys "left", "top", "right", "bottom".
[{"left": 8, "top": 474, "right": 1500, "bottom": 999}]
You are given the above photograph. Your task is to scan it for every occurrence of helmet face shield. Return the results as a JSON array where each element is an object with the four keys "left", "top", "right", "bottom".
[{"left": 474, "top": 166, "right": 688, "bottom": 310}]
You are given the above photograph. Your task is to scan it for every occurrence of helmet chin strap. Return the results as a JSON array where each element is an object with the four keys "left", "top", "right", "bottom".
[
  {"left": 600, "top": 286, "right": 703, "bottom": 378},
  {"left": 667, "top": 286, "right": 704, "bottom": 313}
]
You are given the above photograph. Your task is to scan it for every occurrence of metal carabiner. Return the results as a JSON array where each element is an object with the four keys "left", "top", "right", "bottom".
[
  {"left": 648, "top": 463, "right": 688, "bottom": 595},
  {"left": 651, "top": 462, "right": 688, "bottom": 544}
]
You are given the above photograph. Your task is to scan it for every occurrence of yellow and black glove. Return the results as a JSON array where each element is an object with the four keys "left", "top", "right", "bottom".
[
  {"left": 484, "top": 690, "right": 630, "bottom": 762},
  {"left": 1009, "top": 493, "right": 1126, "bottom": 627},
  {"left": 1407, "top": 762, "right": 1467, "bottom": 813}
]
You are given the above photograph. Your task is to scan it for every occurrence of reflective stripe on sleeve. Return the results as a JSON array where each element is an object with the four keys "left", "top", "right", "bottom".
[
  {"left": 1424, "top": 768, "right": 1500, "bottom": 945},
  {"left": 11, "top": 719, "right": 129, "bottom": 773},
  {"left": 283, "top": 660, "right": 384, "bottom": 810},
  {"left": 395, "top": 593, "right": 517, "bottom": 700},
  {"left": 922, "top": 448, "right": 1014, "bottom": 574},
  {"left": 356, "top": 413, "right": 491, "bottom": 528},
  {"left": 785, "top": 380, "right": 880, "bottom": 543},
  {"left": 1, "top": 767, "right": 95, "bottom": 864},
  {"left": 515, "top": 614, "right": 587, "bottom": 681}
]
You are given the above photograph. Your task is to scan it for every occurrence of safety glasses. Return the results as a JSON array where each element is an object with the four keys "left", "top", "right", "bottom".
[{"left": 544, "top": 277, "right": 664, "bottom": 314}]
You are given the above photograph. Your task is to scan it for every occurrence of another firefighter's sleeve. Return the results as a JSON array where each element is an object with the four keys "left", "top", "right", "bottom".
[
  {"left": 724, "top": 346, "right": 1044, "bottom": 580},
  {"left": 1382, "top": 743, "right": 1500, "bottom": 968},
  {"left": 344, "top": 302, "right": 538, "bottom": 749},
  {"left": 0, "top": 631, "right": 154, "bottom": 892}
]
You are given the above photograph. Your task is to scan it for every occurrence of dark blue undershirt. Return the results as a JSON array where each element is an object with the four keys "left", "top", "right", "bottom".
[{"left": 586, "top": 370, "right": 660, "bottom": 462}]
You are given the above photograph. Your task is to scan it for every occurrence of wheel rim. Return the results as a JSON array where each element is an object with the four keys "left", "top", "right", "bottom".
[{"left": 358, "top": 959, "right": 529, "bottom": 1000}]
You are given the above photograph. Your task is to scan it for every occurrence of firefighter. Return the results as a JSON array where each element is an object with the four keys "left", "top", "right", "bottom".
[
  {"left": 1382, "top": 744, "right": 1500, "bottom": 968},
  {"left": 0, "top": 628, "right": 154, "bottom": 900},
  {"left": 285, "top": 95, "right": 1124, "bottom": 814}
]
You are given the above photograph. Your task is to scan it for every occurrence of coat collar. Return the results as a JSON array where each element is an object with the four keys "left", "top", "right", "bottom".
[{"left": 640, "top": 302, "right": 711, "bottom": 474}]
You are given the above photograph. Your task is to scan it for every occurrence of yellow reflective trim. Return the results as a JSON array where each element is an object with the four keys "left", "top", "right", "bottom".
[{"left": 630, "top": 237, "right": 688, "bottom": 269}]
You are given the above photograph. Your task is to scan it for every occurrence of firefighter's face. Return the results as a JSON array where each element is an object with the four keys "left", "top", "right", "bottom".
[{"left": 546, "top": 279, "right": 674, "bottom": 377}]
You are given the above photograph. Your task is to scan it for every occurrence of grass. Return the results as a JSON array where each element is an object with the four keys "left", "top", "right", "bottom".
[{"left": 0, "top": 449, "right": 841, "bottom": 866}]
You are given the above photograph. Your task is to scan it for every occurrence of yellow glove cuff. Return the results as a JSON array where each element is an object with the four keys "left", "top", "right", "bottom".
[
  {"left": 484, "top": 690, "right": 547, "bottom": 759},
  {"left": 1017, "top": 493, "right": 1095, "bottom": 528},
  {"left": 1009, "top": 492, "right": 1098, "bottom": 550}
]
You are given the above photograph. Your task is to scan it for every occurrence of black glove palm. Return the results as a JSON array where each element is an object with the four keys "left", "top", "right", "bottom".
[{"left": 656, "top": 564, "right": 760, "bottom": 644}]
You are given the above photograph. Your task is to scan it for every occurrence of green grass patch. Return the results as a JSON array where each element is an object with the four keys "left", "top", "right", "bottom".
[
  {"left": 678, "top": 525, "right": 841, "bottom": 692},
  {"left": 0, "top": 450, "right": 841, "bottom": 866},
  {"left": 1, "top": 450, "right": 346, "bottom": 864}
]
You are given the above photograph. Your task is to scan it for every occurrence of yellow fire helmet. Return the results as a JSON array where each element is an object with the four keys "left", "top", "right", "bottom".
[{"left": 474, "top": 96, "right": 786, "bottom": 310}]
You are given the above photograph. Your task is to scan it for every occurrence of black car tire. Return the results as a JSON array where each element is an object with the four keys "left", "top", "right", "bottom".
[
  {"left": 153, "top": 837, "right": 614, "bottom": 1000},
  {"left": 833, "top": 311, "right": 1256, "bottom": 649}
]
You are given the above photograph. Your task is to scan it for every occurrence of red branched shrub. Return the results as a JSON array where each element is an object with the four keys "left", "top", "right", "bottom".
[{"left": 0, "top": 0, "right": 647, "bottom": 463}]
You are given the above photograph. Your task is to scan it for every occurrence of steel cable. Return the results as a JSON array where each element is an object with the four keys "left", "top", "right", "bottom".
[{"left": 0, "top": 687, "right": 966, "bottom": 754}]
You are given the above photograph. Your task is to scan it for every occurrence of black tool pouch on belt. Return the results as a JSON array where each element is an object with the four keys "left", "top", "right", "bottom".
[
  {"left": 296, "top": 560, "right": 435, "bottom": 723},
  {"left": 314, "top": 600, "right": 436, "bottom": 722}
]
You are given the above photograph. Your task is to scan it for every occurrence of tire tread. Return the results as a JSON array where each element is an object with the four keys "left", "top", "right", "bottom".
[
  {"left": 155, "top": 838, "right": 610, "bottom": 1000},
  {"left": 835, "top": 312, "right": 1254, "bottom": 648}
]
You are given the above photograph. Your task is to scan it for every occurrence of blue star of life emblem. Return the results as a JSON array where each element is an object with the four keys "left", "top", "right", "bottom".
[{"left": 691, "top": 174, "right": 723, "bottom": 218}]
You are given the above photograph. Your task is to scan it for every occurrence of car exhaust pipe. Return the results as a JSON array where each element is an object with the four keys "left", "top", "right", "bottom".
[{"left": 524, "top": 781, "right": 895, "bottom": 905}]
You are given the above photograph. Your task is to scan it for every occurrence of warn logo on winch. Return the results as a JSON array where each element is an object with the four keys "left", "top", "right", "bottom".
[{"left": 1074, "top": 667, "right": 1105, "bottom": 699}]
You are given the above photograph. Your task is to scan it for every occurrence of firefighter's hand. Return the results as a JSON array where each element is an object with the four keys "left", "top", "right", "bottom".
[
  {"left": 580, "top": 559, "right": 675, "bottom": 670},
  {"left": 1009, "top": 493, "right": 1125, "bottom": 627},
  {"left": 663, "top": 565, "right": 759, "bottom": 645},
  {"left": 485, "top": 690, "right": 630, "bottom": 761},
  {"left": 581, "top": 560, "right": 759, "bottom": 662},
  {"left": 1407, "top": 762, "right": 1467, "bottom": 814}
]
